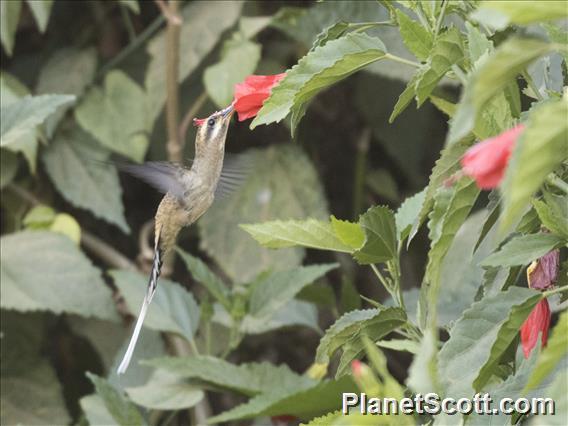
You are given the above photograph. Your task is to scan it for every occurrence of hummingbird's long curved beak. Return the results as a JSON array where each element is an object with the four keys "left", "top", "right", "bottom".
[{"left": 221, "top": 103, "right": 234, "bottom": 118}]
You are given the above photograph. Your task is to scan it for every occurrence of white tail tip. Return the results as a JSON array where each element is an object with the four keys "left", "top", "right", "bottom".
[{"left": 117, "top": 297, "right": 150, "bottom": 375}]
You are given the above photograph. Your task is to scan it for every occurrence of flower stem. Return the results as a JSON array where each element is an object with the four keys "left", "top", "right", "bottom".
[
  {"left": 545, "top": 285, "right": 568, "bottom": 297},
  {"left": 546, "top": 173, "right": 568, "bottom": 194},
  {"left": 384, "top": 53, "right": 422, "bottom": 68}
]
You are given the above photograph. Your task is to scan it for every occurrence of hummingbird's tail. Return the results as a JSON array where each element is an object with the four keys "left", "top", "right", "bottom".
[{"left": 117, "top": 231, "right": 163, "bottom": 375}]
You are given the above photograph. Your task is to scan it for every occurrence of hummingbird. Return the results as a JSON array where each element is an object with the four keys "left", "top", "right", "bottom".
[{"left": 117, "top": 104, "right": 236, "bottom": 374}]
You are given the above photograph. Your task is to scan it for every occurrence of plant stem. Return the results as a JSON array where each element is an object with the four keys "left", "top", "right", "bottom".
[
  {"left": 97, "top": 14, "right": 165, "bottom": 79},
  {"left": 370, "top": 264, "right": 399, "bottom": 305},
  {"left": 545, "top": 285, "right": 568, "bottom": 297},
  {"left": 522, "top": 71, "right": 544, "bottom": 101},
  {"left": 384, "top": 53, "right": 422, "bottom": 68},
  {"left": 178, "top": 91, "right": 208, "bottom": 147},
  {"left": 415, "top": 2, "right": 433, "bottom": 31},
  {"left": 350, "top": 21, "right": 395, "bottom": 33},
  {"left": 434, "top": 0, "right": 448, "bottom": 38},
  {"left": 546, "top": 173, "right": 568, "bottom": 194},
  {"left": 163, "top": 0, "right": 183, "bottom": 163},
  {"left": 451, "top": 64, "right": 468, "bottom": 85}
]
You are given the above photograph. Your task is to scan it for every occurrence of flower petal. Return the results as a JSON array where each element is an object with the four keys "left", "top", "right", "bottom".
[
  {"left": 520, "top": 298, "right": 551, "bottom": 358},
  {"left": 461, "top": 124, "right": 525, "bottom": 189}
]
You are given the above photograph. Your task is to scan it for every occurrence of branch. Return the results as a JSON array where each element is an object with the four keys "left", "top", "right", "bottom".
[
  {"left": 158, "top": 0, "right": 183, "bottom": 163},
  {"left": 6, "top": 183, "right": 137, "bottom": 271},
  {"left": 178, "top": 91, "right": 208, "bottom": 147}
]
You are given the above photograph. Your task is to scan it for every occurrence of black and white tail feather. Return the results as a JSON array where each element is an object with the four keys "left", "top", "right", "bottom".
[{"left": 117, "top": 233, "right": 163, "bottom": 374}]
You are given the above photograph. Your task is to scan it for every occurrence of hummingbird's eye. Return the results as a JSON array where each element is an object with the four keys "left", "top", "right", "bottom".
[{"left": 207, "top": 118, "right": 216, "bottom": 127}]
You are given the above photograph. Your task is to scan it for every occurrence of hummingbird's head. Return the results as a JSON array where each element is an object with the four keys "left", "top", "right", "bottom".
[{"left": 193, "top": 104, "right": 235, "bottom": 156}]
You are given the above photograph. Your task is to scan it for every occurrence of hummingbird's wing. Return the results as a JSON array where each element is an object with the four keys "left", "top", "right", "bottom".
[
  {"left": 117, "top": 162, "right": 187, "bottom": 200},
  {"left": 214, "top": 153, "right": 253, "bottom": 199}
]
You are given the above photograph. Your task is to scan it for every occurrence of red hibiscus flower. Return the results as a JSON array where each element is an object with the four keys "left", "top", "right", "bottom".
[
  {"left": 460, "top": 124, "right": 525, "bottom": 189},
  {"left": 233, "top": 73, "right": 286, "bottom": 121},
  {"left": 520, "top": 298, "right": 551, "bottom": 359}
]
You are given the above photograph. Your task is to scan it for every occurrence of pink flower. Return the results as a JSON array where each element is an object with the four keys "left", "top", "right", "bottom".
[
  {"left": 520, "top": 298, "right": 551, "bottom": 358},
  {"left": 461, "top": 124, "right": 525, "bottom": 189},
  {"left": 233, "top": 73, "right": 286, "bottom": 121}
]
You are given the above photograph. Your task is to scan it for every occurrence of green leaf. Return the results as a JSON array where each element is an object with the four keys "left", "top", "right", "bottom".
[
  {"left": 208, "top": 375, "right": 357, "bottom": 424},
  {"left": 472, "top": 1, "right": 568, "bottom": 30},
  {"left": 1, "top": 359, "right": 70, "bottom": 425},
  {"left": 414, "top": 27, "right": 464, "bottom": 106},
  {"left": 388, "top": 71, "right": 420, "bottom": 123},
  {"left": 406, "top": 329, "right": 438, "bottom": 395},
  {"left": 111, "top": 270, "right": 200, "bottom": 343},
  {"left": 419, "top": 179, "right": 479, "bottom": 328},
  {"left": 238, "top": 299, "right": 320, "bottom": 335},
  {"left": 437, "top": 211, "right": 494, "bottom": 325},
  {"left": 481, "top": 233, "right": 565, "bottom": 267},
  {"left": 0, "top": 73, "right": 38, "bottom": 172},
  {"left": 529, "top": 370, "right": 568, "bottom": 426},
  {"left": 204, "top": 38, "right": 261, "bottom": 107},
  {"left": 410, "top": 136, "right": 473, "bottom": 243},
  {"left": 86, "top": 373, "right": 146, "bottom": 426},
  {"left": 25, "top": 0, "right": 53, "bottom": 32},
  {"left": 36, "top": 47, "right": 97, "bottom": 138},
  {"left": 500, "top": 100, "right": 568, "bottom": 231},
  {"left": 145, "top": 1, "right": 243, "bottom": 121},
  {"left": 310, "top": 21, "right": 350, "bottom": 50},
  {"left": 107, "top": 328, "right": 167, "bottom": 389},
  {"left": 241, "top": 218, "right": 355, "bottom": 253},
  {"left": 145, "top": 355, "right": 315, "bottom": 396},
  {"left": 395, "top": 188, "right": 426, "bottom": 243},
  {"left": 449, "top": 38, "right": 554, "bottom": 144},
  {"left": 75, "top": 70, "right": 149, "bottom": 162},
  {"left": 0, "top": 149, "right": 18, "bottom": 188},
  {"left": 395, "top": 9, "right": 432, "bottom": 62},
  {"left": 176, "top": 248, "right": 231, "bottom": 311},
  {"left": 302, "top": 410, "right": 342, "bottom": 426},
  {"left": 523, "top": 311, "right": 568, "bottom": 393},
  {"left": 125, "top": 370, "right": 204, "bottom": 410},
  {"left": 315, "top": 307, "right": 406, "bottom": 364},
  {"left": 249, "top": 264, "right": 337, "bottom": 320},
  {"left": 0, "top": 231, "right": 118, "bottom": 320},
  {"left": 331, "top": 216, "right": 365, "bottom": 249},
  {"left": 376, "top": 338, "right": 420, "bottom": 354},
  {"left": 42, "top": 124, "right": 130, "bottom": 233},
  {"left": 198, "top": 145, "right": 328, "bottom": 283},
  {"left": 252, "top": 33, "right": 387, "bottom": 133},
  {"left": 533, "top": 194, "right": 568, "bottom": 239},
  {"left": 353, "top": 205, "right": 397, "bottom": 264},
  {"left": 465, "top": 21, "right": 493, "bottom": 64},
  {"left": 0, "top": 94, "right": 75, "bottom": 168},
  {"left": 0, "top": 0, "right": 21, "bottom": 56},
  {"left": 79, "top": 395, "right": 116, "bottom": 426},
  {"left": 438, "top": 286, "right": 542, "bottom": 399}
]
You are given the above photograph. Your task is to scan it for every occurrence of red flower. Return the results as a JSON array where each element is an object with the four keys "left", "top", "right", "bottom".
[
  {"left": 233, "top": 73, "right": 286, "bottom": 121},
  {"left": 461, "top": 124, "right": 525, "bottom": 189},
  {"left": 351, "top": 359, "right": 363, "bottom": 377},
  {"left": 520, "top": 298, "right": 551, "bottom": 358}
]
